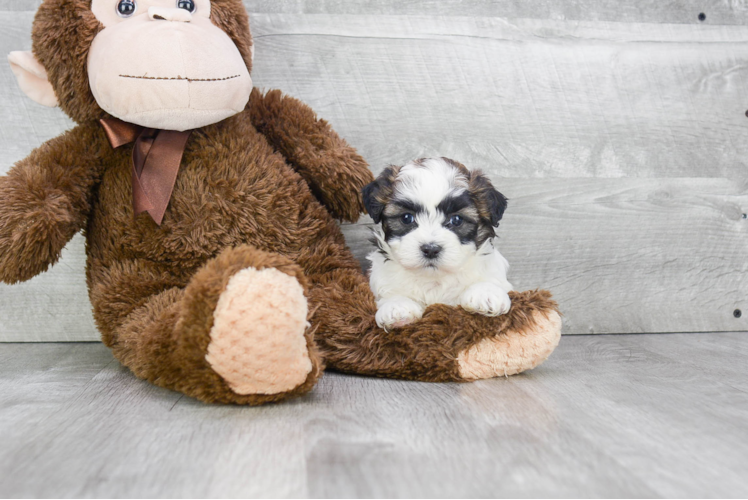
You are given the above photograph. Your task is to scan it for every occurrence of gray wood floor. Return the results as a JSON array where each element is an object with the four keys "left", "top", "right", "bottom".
[{"left": 1, "top": 333, "right": 747, "bottom": 498}]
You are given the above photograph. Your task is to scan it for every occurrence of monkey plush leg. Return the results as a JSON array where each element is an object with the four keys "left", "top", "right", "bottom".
[
  {"left": 454, "top": 291, "right": 562, "bottom": 379},
  {"left": 96, "top": 246, "right": 322, "bottom": 404},
  {"left": 308, "top": 269, "right": 561, "bottom": 382}
]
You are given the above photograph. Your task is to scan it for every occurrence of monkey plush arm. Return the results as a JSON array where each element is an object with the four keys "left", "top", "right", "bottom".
[
  {"left": 249, "top": 88, "right": 374, "bottom": 223},
  {"left": 0, "top": 124, "right": 107, "bottom": 283}
]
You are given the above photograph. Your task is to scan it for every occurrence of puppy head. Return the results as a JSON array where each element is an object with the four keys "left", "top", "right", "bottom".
[{"left": 363, "top": 157, "right": 507, "bottom": 272}]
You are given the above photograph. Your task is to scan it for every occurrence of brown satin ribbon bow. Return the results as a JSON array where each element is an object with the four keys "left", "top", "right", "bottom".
[{"left": 100, "top": 117, "right": 192, "bottom": 225}]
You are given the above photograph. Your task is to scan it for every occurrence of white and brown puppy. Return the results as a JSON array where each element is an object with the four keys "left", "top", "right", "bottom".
[{"left": 363, "top": 157, "right": 513, "bottom": 330}]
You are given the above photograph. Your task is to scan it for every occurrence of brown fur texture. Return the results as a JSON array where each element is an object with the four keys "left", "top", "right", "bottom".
[
  {"left": 249, "top": 89, "right": 371, "bottom": 222},
  {"left": 1, "top": 0, "right": 561, "bottom": 404},
  {"left": 313, "top": 279, "right": 558, "bottom": 381}
]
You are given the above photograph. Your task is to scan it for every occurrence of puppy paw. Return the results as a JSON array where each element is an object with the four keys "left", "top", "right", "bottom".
[
  {"left": 460, "top": 283, "right": 511, "bottom": 316},
  {"left": 376, "top": 297, "right": 425, "bottom": 330}
]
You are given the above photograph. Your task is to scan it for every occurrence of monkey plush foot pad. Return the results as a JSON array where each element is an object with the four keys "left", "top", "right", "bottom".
[
  {"left": 457, "top": 310, "right": 562, "bottom": 380},
  {"left": 206, "top": 267, "right": 312, "bottom": 395}
]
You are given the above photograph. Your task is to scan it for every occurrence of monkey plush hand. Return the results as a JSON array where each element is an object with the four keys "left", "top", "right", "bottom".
[{"left": 2, "top": 0, "right": 562, "bottom": 404}]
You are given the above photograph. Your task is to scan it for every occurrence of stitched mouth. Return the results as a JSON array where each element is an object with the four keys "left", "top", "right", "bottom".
[{"left": 118, "top": 74, "right": 241, "bottom": 83}]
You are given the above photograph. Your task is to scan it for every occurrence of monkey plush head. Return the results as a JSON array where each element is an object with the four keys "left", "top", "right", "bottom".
[{"left": 8, "top": 0, "right": 254, "bottom": 131}]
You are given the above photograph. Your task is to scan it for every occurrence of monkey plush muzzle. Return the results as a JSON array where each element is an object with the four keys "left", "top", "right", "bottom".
[{"left": 88, "top": 11, "right": 252, "bottom": 131}]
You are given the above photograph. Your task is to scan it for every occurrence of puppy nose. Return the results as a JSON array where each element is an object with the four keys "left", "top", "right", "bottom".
[
  {"left": 148, "top": 6, "right": 192, "bottom": 22},
  {"left": 420, "top": 243, "right": 442, "bottom": 260}
]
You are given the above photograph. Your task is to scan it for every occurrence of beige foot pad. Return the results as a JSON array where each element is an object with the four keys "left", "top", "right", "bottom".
[
  {"left": 457, "top": 310, "right": 562, "bottom": 380},
  {"left": 206, "top": 267, "right": 312, "bottom": 395}
]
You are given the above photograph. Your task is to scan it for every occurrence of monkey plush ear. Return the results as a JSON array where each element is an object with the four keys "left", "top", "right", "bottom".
[{"left": 8, "top": 51, "right": 58, "bottom": 107}]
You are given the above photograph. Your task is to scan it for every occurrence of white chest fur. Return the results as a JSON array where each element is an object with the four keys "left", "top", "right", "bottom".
[{"left": 367, "top": 239, "right": 513, "bottom": 308}]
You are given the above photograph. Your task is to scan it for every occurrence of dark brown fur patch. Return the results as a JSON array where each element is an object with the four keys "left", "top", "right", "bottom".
[
  {"left": 468, "top": 170, "right": 508, "bottom": 228},
  {"left": 362, "top": 165, "right": 400, "bottom": 223},
  {"left": 31, "top": 0, "right": 103, "bottom": 124}
]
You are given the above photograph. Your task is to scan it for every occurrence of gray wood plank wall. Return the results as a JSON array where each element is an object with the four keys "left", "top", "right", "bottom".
[{"left": 1, "top": 1, "right": 747, "bottom": 340}]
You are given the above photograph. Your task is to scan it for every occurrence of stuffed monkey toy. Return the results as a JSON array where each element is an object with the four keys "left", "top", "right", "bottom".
[{"left": 1, "top": 0, "right": 562, "bottom": 404}]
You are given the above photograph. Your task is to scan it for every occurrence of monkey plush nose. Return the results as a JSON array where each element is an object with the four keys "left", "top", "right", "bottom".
[
  {"left": 420, "top": 243, "right": 442, "bottom": 260},
  {"left": 148, "top": 6, "right": 192, "bottom": 22}
]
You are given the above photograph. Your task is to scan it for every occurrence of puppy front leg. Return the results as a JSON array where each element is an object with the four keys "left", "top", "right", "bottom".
[
  {"left": 460, "top": 283, "right": 512, "bottom": 316},
  {"left": 375, "top": 296, "right": 426, "bottom": 330}
]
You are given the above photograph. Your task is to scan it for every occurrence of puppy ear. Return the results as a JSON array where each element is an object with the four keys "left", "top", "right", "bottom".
[
  {"left": 469, "top": 171, "right": 508, "bottom": 227},
  {"left": 486, "top": 187, "right": 508, "bottom": 226},
  {"left": 362, "top": 181, "right": 384, "bottom": 223},
  {"left": 8, "top": 51, "right": 58, "bottom": 107},
  {"left": 362, "top": 166, "right": 398, "bottom": 224}
]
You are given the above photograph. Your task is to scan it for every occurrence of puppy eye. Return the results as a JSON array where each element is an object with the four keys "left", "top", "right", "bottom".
[
  {"left": 449, "top": 215, "right": 463, "bottom": 226},
  {"left": 177, "top": 0, "right": 196, "bottom": 12},
  {"left": 401, "top": 213, "right": 415, "bottom": 225},
  {"left": 116, "top": 0, "right": 136, "bottom": 17}
]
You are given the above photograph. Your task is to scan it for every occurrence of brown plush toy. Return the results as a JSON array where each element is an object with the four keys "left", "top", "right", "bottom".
[{"left": 1, "top": 0, "right": 562, "bottom": 404}]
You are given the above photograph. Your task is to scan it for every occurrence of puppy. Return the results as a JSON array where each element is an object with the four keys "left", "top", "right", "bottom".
[{"left": 363, "top": 157, "right": 513, "bottom": 330}]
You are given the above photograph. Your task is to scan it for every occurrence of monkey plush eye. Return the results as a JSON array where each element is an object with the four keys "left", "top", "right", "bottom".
[
  {"left": 401, "top": 213, "right": 414, "bottom": 225},
  {"left": 116, "top": 0, "right": 136, "bottom": 17},
  {"left": 448, "top": 215, "right": 463, "bottom": 226},
  {"left": 177, "top": 0, "right": 196, "bottom": 12}
]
